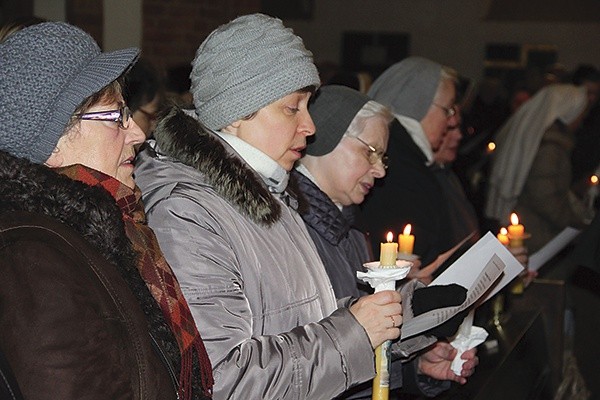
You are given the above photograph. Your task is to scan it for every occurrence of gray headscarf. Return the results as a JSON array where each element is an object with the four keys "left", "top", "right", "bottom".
[
  {"left": 368, "top": 56, "right": 442, "bottom": 120},
  {"left": 485, "top": 84, "right": 588, "bottom": 223},
  {"left": 190, "top": 13, "right": 320, "bottom": 131}
]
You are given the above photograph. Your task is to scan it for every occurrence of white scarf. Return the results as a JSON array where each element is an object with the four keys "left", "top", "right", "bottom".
[{"left": 215, "top": 130, "right": 289, "bottom": 194}]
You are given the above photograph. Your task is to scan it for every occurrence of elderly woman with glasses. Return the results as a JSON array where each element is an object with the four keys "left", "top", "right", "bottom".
[
  {"left": 360, "top": 57, "right": 462, "bottom": 271},
  {"left": 0, "top": 22, "right": 213, "bottom": 399},
  {"left": 293, "top": 85, "right": 478, "bottom": 398}
]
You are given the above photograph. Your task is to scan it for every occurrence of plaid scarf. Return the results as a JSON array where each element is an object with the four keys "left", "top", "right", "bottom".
[{"left": 58, "top": 165, "right": 213, "bottom": 399}]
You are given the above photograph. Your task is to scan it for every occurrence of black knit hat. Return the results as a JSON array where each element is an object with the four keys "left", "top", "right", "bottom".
[
  {"left": 0, "top": 22, "right": 139, "bottom": 164},
  {"left": 306, "top": 85, "right": 370, "bottom": 156}
]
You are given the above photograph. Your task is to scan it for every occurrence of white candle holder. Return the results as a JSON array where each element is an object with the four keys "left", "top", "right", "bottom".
[
  {"left": 357, "top": 260, "right": 411, "bottom": 399},
  {"left": 358, "top": 260, "right": 412, "bottom": 292}
]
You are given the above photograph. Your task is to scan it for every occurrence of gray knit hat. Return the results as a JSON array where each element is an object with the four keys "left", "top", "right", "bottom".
[
  {"left": 306, "top": 85, "right": 370, "bottom": 156},
  {"left": 368, "top": 56, "right": 442, "bottom": 121},
  {"left": 190, "top": 13, "right": 320, "bottom": 130},
  {"left": 0, "top": 22, "right": 139, "bottom": 164}
]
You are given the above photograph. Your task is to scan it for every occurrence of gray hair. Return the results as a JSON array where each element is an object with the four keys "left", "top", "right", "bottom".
[{"left": 345, "top": 100, "right": 393, "bottom": 138}]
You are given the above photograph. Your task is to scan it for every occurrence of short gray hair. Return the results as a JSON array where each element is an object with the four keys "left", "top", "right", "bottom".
[{"left": 345, "top": 100, "right": 393, "bottom": 138}]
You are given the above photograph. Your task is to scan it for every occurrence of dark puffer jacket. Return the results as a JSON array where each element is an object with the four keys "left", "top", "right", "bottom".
[
  {"left": 291, "top": 170, "right": 372, "bottom": 300},
  {"left": 0, "top": 150, "right": 179, "bottom": 399}
]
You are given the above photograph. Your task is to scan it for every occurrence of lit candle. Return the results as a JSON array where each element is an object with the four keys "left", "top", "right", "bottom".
[
  {"left": 497, "top": 227, "right": 509, "bottom": 246},
  {"left": 380, "top": 232, "right": 398, "bottom": 267},
  {"left": 398, "top": 224, "right": 415, "bottom": 255},
  {"left": 588, "top": 175, "right": 599, "bottom": 210},
  {"left": 508, "top": 213, "right": 527, "bottom": 295},
  {"left": 486, "top": 141, "right": 496, "bottom": 154},
  {"left": 507, "top": 213, "right": 524, "bottom": 246}
]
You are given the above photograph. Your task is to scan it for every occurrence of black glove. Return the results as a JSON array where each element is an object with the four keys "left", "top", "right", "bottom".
[{"left": 412, "top": 284, "right": 469, "bottom": 338}]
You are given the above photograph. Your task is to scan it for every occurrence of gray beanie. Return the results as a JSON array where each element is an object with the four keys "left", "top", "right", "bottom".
[
  {"left": 0, "top": 22, "right": 139, "bottom": 164},
  {"left": 368, "top": 56, "right": 442, "bottom": 121},
  {"left": 306, "top": 85, "right": 370, "bottom": 156},
  {"left": 190, "top": 13, "right": 320, "bottom": 130}
]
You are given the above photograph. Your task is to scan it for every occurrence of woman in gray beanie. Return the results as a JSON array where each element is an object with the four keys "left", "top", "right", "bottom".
[
  {"left": 135, "top": 13, "right": 402, "bottom": 400},
  {"left": 359, "top": 57, "right": 461, "bottom": 270},
  {"left": 0, "top": 22, "right": 213, "bottom": 399}
]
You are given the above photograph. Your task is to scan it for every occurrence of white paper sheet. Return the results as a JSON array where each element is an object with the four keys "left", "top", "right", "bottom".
[
  {"left": 528, "top": 227, "right": 581, "bottom": 272},
  {"left": 400, "top": 232, "right": 525, "bottom": 339}
]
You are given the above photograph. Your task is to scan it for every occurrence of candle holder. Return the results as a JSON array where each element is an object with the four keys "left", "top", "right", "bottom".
[
  {"left": 507, "top": 231, "right": 531, "bottom": 295},
  {"left": 358, "top": 261, "right": 411, "bottom": 400},
  {"left": 506, "top": 231, "right": 531, "bottom": 248}
]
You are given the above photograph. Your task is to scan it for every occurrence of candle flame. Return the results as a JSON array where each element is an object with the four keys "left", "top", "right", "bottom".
[
  {"left": 500, "top": 227, "right": 508, "bottom": 235},
  {"left": 510, "top": 212, "right": 519, "bottom": 225},
  {"left": 487, "top": 142, "right": 496, "bottom": 152},
  {"left": 403, "top": 224, "right": 412, "bottom": 236},
  {"left": 386, "top": 231, "right": 394, "bottom": 243},
  {"left": 591, "top": 175, "right": 598, "bottom": 185}
]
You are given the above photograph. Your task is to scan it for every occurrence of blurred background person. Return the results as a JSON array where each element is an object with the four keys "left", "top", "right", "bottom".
[
  {"left": 123, "top": 57, "right": 163, "bottom": 139},
  {"left": 485, "top": 84, "right": 591, "bottom": 253},
  {"left": 165, "top": 63, "right": 193, "bottom": 108},
  {"left": 0, "top": 16, "right": 46, "bottom": 42}
]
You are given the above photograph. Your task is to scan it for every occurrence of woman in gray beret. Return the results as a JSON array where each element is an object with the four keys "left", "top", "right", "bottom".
[
  {"left": 134, "top": 13, "right": 402, "bottom": 400},
  {"left": 0, "top": 22, "right": 212, "bottom": 399},
  {"left": 293, "top": 85, "right": 478, "bottom": 398}
]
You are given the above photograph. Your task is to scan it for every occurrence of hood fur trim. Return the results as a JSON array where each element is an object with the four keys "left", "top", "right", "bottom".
[{"left": 153, "top": 107, "right": 281, "bottom": 226}]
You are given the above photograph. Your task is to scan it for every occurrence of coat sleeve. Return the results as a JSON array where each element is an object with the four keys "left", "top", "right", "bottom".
[
  {"left": 523, "top": 139, "right": 587, "bottom": 228},
  {"left": 146, "top": 194, "right": 376, "bottom": 400}
]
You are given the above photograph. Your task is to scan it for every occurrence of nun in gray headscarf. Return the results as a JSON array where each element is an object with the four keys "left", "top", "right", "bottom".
[
  {"left": 360, "top": 57, "right": 461, "bottom": 270},
  {"left": 485, "top": 83, "right": 589, "bottom": 252}
]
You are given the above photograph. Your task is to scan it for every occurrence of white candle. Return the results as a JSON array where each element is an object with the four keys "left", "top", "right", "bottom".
[
  {"left": 380, "top": 232, "right": 398, "bottom": 267},
  {"left": 398, "top": 224, "right": 415, "bottom": 255}
]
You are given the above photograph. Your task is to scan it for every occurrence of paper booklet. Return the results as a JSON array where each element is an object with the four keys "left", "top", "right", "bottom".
[
  {"left": 528, "top": 227, "right": 580, "bottom": 272},
  {"left": 400, "top": 232, "right": 524, "bottom": 340}
]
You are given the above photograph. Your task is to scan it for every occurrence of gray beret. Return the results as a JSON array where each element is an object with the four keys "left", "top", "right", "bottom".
[
  {"left": 368, "top": 56, "right": 442, "bottom": 121},
  {"left": 190, "top": 13, "right": 320, "bottom": 130},
  {"left": 306, "top": 85, "right": 370, "bottom": 156},
  {"left": 0, "top": 22, "right": 139, "bottom": 164}
]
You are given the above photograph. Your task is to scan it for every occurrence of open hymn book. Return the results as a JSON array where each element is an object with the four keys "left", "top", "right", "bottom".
[{"left": 400, "top": 232, "right": 524, "bottom": 340}]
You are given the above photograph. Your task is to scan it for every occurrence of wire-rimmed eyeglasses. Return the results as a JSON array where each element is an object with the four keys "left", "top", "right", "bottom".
[
  {"left": 352, "top": 136, "right": 389, "bottom": 169},
  {"left": 75, "top": 105, "right": 132, "bottom": 129},
  {"left": 432, "top": 103, "right": 457, "bottom": 118}
]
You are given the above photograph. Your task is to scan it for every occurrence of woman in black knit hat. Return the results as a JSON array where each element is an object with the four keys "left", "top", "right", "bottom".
[{"left": 0, "top": 22, "right": 212, "bottom": 399}]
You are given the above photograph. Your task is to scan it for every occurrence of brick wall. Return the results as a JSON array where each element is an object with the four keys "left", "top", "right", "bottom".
[
  {"left": 66, "top": 0, "right": 103, "bottom": 49},
  {"left": 142, "top": 0, "right": 261, "bottom": 73}
]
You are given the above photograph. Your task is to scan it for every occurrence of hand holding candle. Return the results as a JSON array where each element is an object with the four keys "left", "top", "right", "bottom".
[
  {"left": 380, "top": 232, "right": 398, "bottom": 267},
  {"left": 398, "top": 224, "right": 415, "bottom": 255}
]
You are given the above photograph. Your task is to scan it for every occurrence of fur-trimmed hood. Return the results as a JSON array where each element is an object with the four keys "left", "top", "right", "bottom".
[
  {"left": 138, "top": 107, "right": 285, "bottom": 226},
  {"left": 0, "top": 149, "right": 137, "bottom": 268}
]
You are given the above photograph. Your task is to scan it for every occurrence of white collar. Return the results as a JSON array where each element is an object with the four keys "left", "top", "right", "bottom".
[
  {"left": 395, "top": 114, "right": 434, "bottom": 166},
  {"left": 215, "top": 130, "right": 289, "bottom": 193}
]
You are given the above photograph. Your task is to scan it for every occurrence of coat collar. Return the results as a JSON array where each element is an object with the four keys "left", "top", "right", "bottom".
[
  {"left": 153, "top": 107, "right": 285, "bottom": 226},
  {"left": 0, "top": 150, "right": 136, "bottom": 269},
  {"left": 292, "top": 169, "right": 350, "bottom": 245}
]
